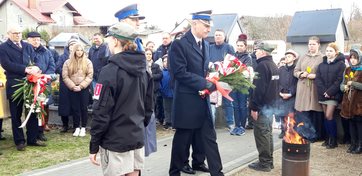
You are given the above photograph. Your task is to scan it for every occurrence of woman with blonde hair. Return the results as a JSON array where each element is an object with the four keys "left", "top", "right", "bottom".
[
  {"left": 315, "top": 42, "right": 345, "bottom": 148},
  {"left": 62, "top": 43, "right": 93, "bottom": 137}
]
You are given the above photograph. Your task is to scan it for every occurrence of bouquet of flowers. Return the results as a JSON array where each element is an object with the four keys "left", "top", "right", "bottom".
[
  {"left": 200, "top": 54, "right": 257, "bottom": 101},
  {"left": 12, "top": 67, "right": 51, "bottom": 128},
  {"left": 344, "top": 70, "right": 356, "bottom": 100}
]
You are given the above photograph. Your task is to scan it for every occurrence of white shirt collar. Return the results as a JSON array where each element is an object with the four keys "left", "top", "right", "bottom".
[{"left": 192, "top": 33, "right": 202, "bottom": 44}]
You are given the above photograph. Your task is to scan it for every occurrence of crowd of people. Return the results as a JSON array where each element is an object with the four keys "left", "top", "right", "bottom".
[{"left": 0, "top": 3, "right": 361, "bottom": 176}]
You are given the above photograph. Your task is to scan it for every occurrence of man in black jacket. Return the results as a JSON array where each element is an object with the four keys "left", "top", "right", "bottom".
[{"left": 249, "top": 42, "right": 279, "bottom": 172}]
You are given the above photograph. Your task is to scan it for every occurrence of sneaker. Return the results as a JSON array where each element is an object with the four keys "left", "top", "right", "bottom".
[
  {"left": 248, "top": 161, "right": 271, "bottom": 172},
  {"left": 230, "top": 127, "right": 238, "bottom": 135},
  {"left": 73, "top": 128, "right": 80, "bottom": 137},
  {"left": 226, "top": 124, "right": 234, "bottom": 131},
  {"left": 236, "top": 127, "right": 246, "bottom": 136},
  {"left": 79, "top": 128, "right": 86, "bottom": 137}
]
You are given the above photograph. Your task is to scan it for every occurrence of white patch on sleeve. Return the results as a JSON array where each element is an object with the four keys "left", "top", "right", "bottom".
[{"left": 271, "top": 75, "right": 279, "bottom": 80}]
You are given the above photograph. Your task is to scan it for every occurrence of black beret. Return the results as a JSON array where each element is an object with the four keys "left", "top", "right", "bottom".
[{"left": 27, "top": 31, "right": 41, "bottom": 38}]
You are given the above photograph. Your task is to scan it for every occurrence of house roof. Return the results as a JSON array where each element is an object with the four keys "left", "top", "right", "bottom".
[
  {"left": 170, "top": 13, "right": 243, "bottom": 42},
  {"left": 206, "top": 13, "right": 243, "bottom": 43},
  {"left": 286, "top": 8, "right": 349, "bottom": 43},
  {"left": 48, "top": 32, "right": 91, "bottom": 47},
  {"left": 4, "top": 0, "right": 90, "bottom": 24},
  {"left": 12, "top": 0, "right": 55, "bottom": 23}
]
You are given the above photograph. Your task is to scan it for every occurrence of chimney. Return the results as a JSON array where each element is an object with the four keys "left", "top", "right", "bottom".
[{"left": 28, "top": 0, "right": 37, "bottom": 9}]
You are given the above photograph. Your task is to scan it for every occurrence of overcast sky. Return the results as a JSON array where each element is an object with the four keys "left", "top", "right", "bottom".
[{"left": 70, "top": 0, "right": 362, "bottom": 31}]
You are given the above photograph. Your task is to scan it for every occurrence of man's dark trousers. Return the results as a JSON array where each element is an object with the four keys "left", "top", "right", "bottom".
[{"left": 253, "top": 113, "right": 273, "bottom": 167}]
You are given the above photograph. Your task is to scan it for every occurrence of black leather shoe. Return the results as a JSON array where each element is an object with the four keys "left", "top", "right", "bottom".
[
  {"left": 37, "top": 134, "right": 47, "bottom": 141},
  {"left": 181, "top": 164, "right": 195, "bottom": 174},
  {"left": 28, "top": 140, "right": 47, "bottom": 147},
  {"left": 16, "top": 143, "right": 26, "bottom": 151},
  {"left": 248, "top": 162, "right": 271, "bottom": 172},
  {"left": 192, "top": 164, "right": 210, "bottom": 172},
  {"left": 60, "top": 126, "right": 68, "bottom": 133}
]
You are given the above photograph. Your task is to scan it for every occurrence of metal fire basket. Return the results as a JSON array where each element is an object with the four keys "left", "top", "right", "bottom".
[{"left": 282, "top": 140, "right": 310, "bottom": 176}]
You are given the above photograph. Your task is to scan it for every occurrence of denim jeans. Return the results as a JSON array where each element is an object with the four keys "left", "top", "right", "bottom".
[
  {"left": 231, "top": 91, "right": 248, "bottom": 128},
  {"left": 222, "top": 97, "right": 234, "bottom": 126}
]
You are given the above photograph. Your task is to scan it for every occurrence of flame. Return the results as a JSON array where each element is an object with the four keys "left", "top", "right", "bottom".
[{"left": 283, "top": 113, "right": 306, "bottom": 144}]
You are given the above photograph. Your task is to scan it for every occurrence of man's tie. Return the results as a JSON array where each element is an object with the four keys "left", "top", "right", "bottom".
[
  {"left": 15, "top": 42, "right": 22, "bottom": 49},
  {"left": 198, "top": 41, "right": 202, "bottom": 51}
]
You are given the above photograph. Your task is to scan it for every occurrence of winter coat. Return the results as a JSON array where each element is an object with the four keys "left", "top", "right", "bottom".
[
  {"left": 34, "top": 45, "right": 55, "bottom": 74},
  {"left": 315, "top": 54, "right": 346, "bottom": 102},
  {"left": 62, "top": 59, "right": 93, "bottom": 90},
  {"left": 169, "top": 30, "right": 212, "bottom": 129},
  {"left": 153, "top": 43, "right": 171, "bottom": 61},
  {"left": 294, "top": 52, "right": 324, "bottom": 112},
  {"left": 55, "top": 47, "right": 71, "bottom": 116},
  {"left": 150, "top": 62, "right": 162, "bottom": 92},
  {"left": 88, "top": 43, "right": 110, "bottom": 81},
  {"left": 209, "top": 42, "right": 235, "bottom": 62},
  {"left": 90, "top": 50, "right": 153, "bottom": 154},
  {"left": 0, "top": 66, "right": 10, "bottom": 118},
  {"left": 235, "top": 51, "right": 252, "bottom": 66},
  {"left": 277, "top": 63, "right": 298, "bottom": 116},
  {"left": 340, "top": 48, "right": 362, "bottom": 118},
  {"left": 0, "top": 39, "right": 37, "bottom": 98},
  {"left": 160, "top": 69, "right": 173, "bottom": 98},
  {"left": 250, "top": 55, "right": 279, "bottom": 113}
]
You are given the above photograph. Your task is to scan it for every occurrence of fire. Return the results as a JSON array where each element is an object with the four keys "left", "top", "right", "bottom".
[{"left": 283, "top": 113, "right": 307, "bottom": 144}]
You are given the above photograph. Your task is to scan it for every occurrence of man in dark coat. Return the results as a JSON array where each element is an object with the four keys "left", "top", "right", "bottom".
[
  {"left": 168, "top": 10, "right": 224, "bottom": 176},
  {"left": 27, "top": 31, "right": 55, "bottom": 141},
  {"left": 88, "top": 33, "right": 110, "bottom": 86},
  {"left": 249, "top": 42, "right": 279, "bottom": 172},
  {"left": 0, "top": 26, "right": 45, "bottom": 151}
]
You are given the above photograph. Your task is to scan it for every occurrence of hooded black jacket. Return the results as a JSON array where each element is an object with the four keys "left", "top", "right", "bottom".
[{"left": 90, "top": 50, "right": 154, "bottom": 154}]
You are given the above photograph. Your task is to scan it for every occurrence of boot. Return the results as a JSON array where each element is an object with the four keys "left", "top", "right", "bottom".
[
  {"left": 347, "top": 141, "right": 357, "bottom": 153},
  {"left": 321, "top": 136, "right": 329, "bottom": 146},
  {"left": 352, "top": 142, "right": 362, "bottom": 154},
  {"left": 326, "top": 136, "right": 338, "bottom": 149}
]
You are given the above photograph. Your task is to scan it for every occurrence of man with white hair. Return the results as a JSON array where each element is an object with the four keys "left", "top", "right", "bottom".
[{"left": 0, "top": 25, "right": 45, "bottom": 151}]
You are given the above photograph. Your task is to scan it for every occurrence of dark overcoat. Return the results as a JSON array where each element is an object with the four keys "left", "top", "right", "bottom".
[
  {"left": 55, "top": 47, "right": 71, "bottom": 116},
  {"left": 0, "top": 39, "right": 36, "bottom": 99},
  {"left": 169, "top": 31, "right": 211, "bottom": 129}
]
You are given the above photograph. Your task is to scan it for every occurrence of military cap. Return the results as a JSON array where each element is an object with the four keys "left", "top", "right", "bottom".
[
  {"left": 27, "top": 31, "right": 41, "bottom": 38},
  {"left": 191, "top": 10, "right": 212, "bottom": 21},
  {"left": 255, "top": 42, "right": 275, "bottom": 53},
  {"left": 105, "top": 22, "right": 138, "bottom": 41},
  {"left": 114, "top": 4, "right": 145, "bottom": 21}
]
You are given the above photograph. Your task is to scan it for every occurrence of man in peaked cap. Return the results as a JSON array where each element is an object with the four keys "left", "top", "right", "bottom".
[
  {"left": 168, "top": 10, "right": 224, "bottom": 176},
  {"left": 115, "top": 3, "right": 145, "bottom": 51}
]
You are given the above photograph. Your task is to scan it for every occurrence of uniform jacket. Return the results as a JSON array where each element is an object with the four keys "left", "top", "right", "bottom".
[
  {"left": 62, "top": 59, "right": 93, "bottom": 90},
  {"left": 34, "top": 45, "right": 55, "bottom": 74},
  {"left": 0, "top": 39, "right": 37, "bottom": 98},
  {"left": 315, "top": 54, "right": 345, "bottom": 102},
  {"left": 169, "top": 30, "right": 211, "bottom": 129},
  {"left": 250, "top": 55, "right": 279, "bottom": 113},
  {"left": 88, "top": 43, "right": 110, "bottom": 81},
  {"left": 209, "top": 42, "right": 235, "bottom": 62},
  {"left": 55, "top": 47, "right": 71, "bottom": 116},
  {"left": 340, "top": 48, "right": 362, "bottom": 118},
  {"left": 90, "top": 51, "right": 153, "bottom": 154},
  {"left": 294, "top": 52, "right": 323, "bottom": 112},
  {"left": 153, "top": 42, "right": 171, "bottom": 61}
]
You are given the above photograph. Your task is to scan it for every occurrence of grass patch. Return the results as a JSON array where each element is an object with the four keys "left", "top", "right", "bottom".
[{"left": 0, "top": 118, "right": 173, "bottom": 175}]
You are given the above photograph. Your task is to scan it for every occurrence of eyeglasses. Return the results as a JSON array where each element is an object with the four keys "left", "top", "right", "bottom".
[{"left": 12, "top": 32, "right": 21, "bottom": 35}]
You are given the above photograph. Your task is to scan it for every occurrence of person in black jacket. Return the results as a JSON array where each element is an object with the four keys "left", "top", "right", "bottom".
[
  {"left": 249, "top": 42, "right": 279, "bottom": 172},
  {"left": 89, "top": 22, "right": 153, "bottom": 176},
  {"left": 315, "top": 42, "right": 346, "bottom": 149},
  {"left": 277, "top": 49, "right": 299, "bottom": 138}
]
